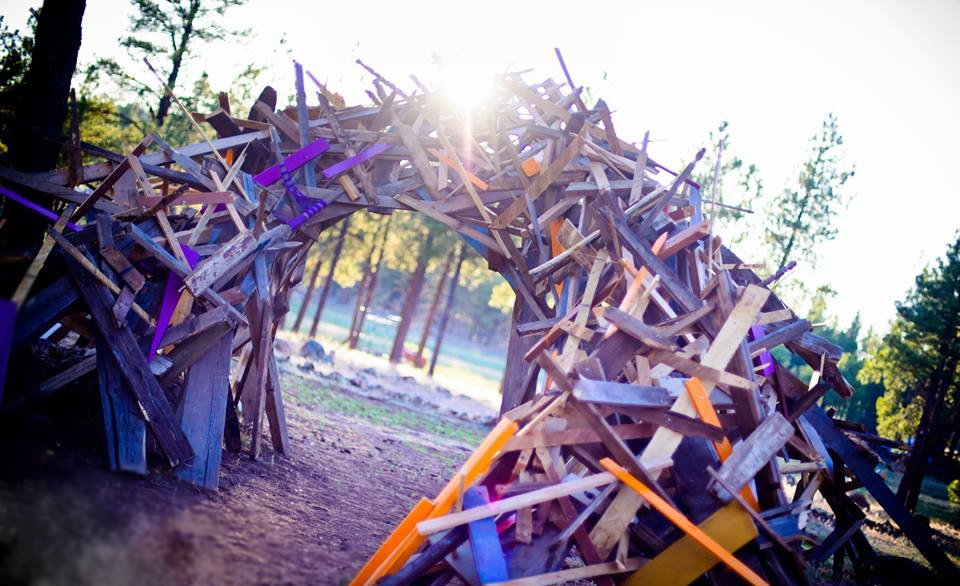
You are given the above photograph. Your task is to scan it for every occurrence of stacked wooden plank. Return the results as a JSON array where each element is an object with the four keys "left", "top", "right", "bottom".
[{"left": 2, "top": 57, "right": 957, "bottom": 584}]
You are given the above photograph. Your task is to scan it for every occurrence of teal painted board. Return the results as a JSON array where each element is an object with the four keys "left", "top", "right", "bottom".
[
  {"left": 175, "top": 331, "right": 233, "bottom": 490},
  {"left": 96, "top": 336, "right": 147, "bottom": 475},
  {"left": 0, "top": 299, "right": 14, "bottom": 403},
  {"left": 464, "top": 486, "right": 509, "bottom": 584}
]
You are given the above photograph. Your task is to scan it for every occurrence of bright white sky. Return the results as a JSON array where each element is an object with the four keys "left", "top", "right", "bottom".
[{"left": 5, "top": 0, "right": 960, "bottom": 336}]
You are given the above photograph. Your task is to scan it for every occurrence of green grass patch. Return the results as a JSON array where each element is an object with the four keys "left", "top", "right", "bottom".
[
  {"left": 875, "top": 468, "right": 960, "bottom": 525},
  {"left": 288, "top": 375, "right": 485, "bottom": 446}
]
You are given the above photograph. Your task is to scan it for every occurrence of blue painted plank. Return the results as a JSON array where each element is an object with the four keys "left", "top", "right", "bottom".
[
  {"left": 175, "top": 331, "right": 233, "bottom": 490},
  {"left": 96, "top": 336, "right": 147, "bottom": 475},
  {"left": 0, "top": 299, "right": 14, "bottom": 404},
  {"left": 463, "top": 485, "right": 509, "bottom": 584}
]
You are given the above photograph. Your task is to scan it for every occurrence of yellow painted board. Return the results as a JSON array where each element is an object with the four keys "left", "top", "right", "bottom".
[
  {"left": 600, "top": 458, "right": 768, "bottom": 586},
  {"left": 622, "top": 500, "right": 759, "bottom": 586}
]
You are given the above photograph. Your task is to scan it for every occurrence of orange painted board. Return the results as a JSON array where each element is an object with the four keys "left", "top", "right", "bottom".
[
  {"left": 684, "top": 377, "right": 733, "bottom": 460},
  {"left": 521, "top": 157, "right": 540, "bottom": 177},
  {"left": 428, "top": 147, "right": 489, "bottom": 191},
  {"left": 599, "top": 458, "right": 769, "bottom": 586},
  {"left": 604, "top": 231, "right": 667, "bottom": 339},
  {"left": 684, "top": 377, "right": 759, "bottom": 511}
]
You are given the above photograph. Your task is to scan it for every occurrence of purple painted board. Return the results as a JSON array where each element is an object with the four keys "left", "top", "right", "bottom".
[
  {"left": 321, "top": 143, "right": 390, "bottom": 179},
  {"left": 147, "top": 245, "right": 200, "bottom": 364},
  {"left": 253, "top": 138, "right": 330, "bottom": 187},
  {"left": 0, "top": 299, "right": 16, "bottom": 403},
  {"left": 463, "top": 485, "right": 509, "bottom": 584},
  {"left": 750, "top": 324, "right": 775, "bottom": 377},
  {"left": 0, "top": 186, "right": 80, "bottom": 231}
]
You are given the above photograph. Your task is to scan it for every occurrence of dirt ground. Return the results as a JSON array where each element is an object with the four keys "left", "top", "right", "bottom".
[{"left": 0, "top": 365, "right": 488, "bottom": 586}]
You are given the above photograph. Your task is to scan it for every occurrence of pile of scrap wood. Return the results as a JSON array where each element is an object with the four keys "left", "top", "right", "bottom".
[{"left": 0, "top": 52, "right": 956, "bottom": 584}]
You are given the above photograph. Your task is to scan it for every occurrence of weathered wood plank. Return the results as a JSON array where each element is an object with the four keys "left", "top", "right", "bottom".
[
  {"left": 709, "top": 411, "right": 794, "bottom": 501},
  {"left": 66, "top": 255, "right": 193, "bottom": 467},
  {"left": 175, "top": 330, "right": 233, "bottom": 490}
]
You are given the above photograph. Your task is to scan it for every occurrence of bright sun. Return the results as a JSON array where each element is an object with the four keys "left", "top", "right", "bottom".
[{"left": 432, "top": 55, "right": 498, "bottom": 116}]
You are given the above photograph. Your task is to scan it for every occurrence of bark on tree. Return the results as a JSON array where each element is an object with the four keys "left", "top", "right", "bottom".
[
  {"left": 4, "top": 0, "right": 86, "bottom": 257},
  {"left": 347, "top": 216, "right": 392, "bottom": 349},
  {"left": 309, "top": 218, "right": 349, "bottom": 338},
  {"left": 292, "top": 245, "right": 322, "bottom": 332},
  {"left": 154, "top": 0, "right": 200, "bottom": 126},
  {"left": 389, "top": 232, "right": 434, "bottom": 364},
  {"left": 428, "top": 244, "right": 464, "bottom": 376},
  {"left": 898, "top": 349, "right": 959, "bottom": 512},
  {"left": 415, "top": 251, "right": 453, "bottom": 366}
]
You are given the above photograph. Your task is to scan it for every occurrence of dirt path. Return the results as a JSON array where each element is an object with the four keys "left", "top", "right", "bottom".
[{"left": 0, "top": 370, "right": 488, "bottom": 586}]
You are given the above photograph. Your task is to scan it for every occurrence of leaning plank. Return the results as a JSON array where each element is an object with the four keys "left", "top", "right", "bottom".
[
  {"left": 709, "top": 412, "right": 794, "bottom": 501},
  {"left": 183, "top": 230, "right": 258, "bottom": 297},
  {"left": 175, "top": 330, "right": 233, "bottom": 490},
  {"left": 96, "top": 336, "right": 147, "bottom": 475},
  {"left": 572, "top": 379, "right": 674, "bottom": 409},
  {"left": 65, "top": 255, "right": 193, "bottom": 467},
  {"left": 463, "top": 486, "right": 509, "bottom": 583},
  {"left": 804, "top": 406, "right": 960, "bottom": 581}
]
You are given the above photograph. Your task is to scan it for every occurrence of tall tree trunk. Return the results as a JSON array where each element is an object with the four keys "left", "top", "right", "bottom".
[
  {"left": 389, "top": 232, "right": 434, "bottom": 364},
  {"left": 348, "top": 216, "right": 392, "bottom": 349},
  {"left": 292, "top": 246, "right": 322, "bottom": 332},
  {"left": 898, "top": 352, "right": 958, "bottom": 512},
  {"left": 415, "top": 251, "right": 453, "bottom": 366},
  {"left": 346, "top": 226, "right": 381, "bottom": 348},
  {"left": 154, "top": 0, "right": 200, "bottom": 126},
  {"left": 428, "top": 245, "right": 464, "bottom": 376},
  {"left": 3, "top": 0, "right": 86, "bottom": 261},
  {"left": 309, "top": 218, "right": 349, "bottom": 338}
]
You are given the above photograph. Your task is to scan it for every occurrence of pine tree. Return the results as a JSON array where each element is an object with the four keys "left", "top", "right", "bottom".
[
  {"left": 764, "top": 113, "right": 854, "bottom": 271},
  {"left": 860, "top": 231, "right": 960, "bottom": 511}
]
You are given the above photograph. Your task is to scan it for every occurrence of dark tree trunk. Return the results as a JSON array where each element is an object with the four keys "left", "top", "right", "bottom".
[
  {"left": 428, "top": 245, "right": 464, "bottom": 376},
  {"left": 389, "top": 232, "right": 434, "bottom": 364},
  {"left": 4, "top": 0, "right": 86, "bottom": 257},
  {"left": 347, "top": 217, "right": 392, "bottom": 349},
  {"left": 154, "top": 0, "right": 199, "bottom": 126},
  {"left": 415, "top": 251, "right": 453, "bottom": 366},
  {"left": 346, "top": 243, "right": 378, "bottom": 348},
  {"left": 309, "top": 218, "right": 349, "bottom": 338},
  {"left": 292, "top": 246, "right": 322, "bottom": 332},
  {"left": 898, "top": 352, "right": 958, "bottom": 512}
]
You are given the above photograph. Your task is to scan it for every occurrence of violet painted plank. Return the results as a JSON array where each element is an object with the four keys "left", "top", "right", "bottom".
[
  {"left": 750, "top": 324, "right": 775, "bottom": 376},
  {"left": 0, "top": 186, "right": 81, "bottom": 231},
  {"left": 252, "top": 138, "right": 330, "bottom": 186},
  {"left": 321, "top": 143, "right": 391, "bottom": 179},
  {"left": 464, "top": 485, "right": 509, "bottom": 584},
  {"left": 0, "top": 299, "right": 16, "bottom": 403},
  {"left": 147, "top": 245, "right": 199, "bottom": 363}
]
